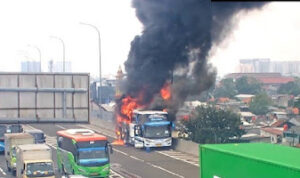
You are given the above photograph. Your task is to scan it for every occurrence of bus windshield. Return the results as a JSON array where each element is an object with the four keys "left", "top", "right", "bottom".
[
  {"left": 77, "top": 147, "right": 109, "bottom": 167},
  {"left": 144, "top": 124, "right": 171, "bottom": 139},
  {"left": 26, "top": 162, "right": 54, "bottom": 177},
  {"left": 76, "top": 140, "right": 109, "bottom": 167}
]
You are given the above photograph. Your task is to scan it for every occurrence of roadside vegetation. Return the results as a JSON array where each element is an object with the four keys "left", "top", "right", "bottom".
[{"left": 182, "top": 106, "right": 244, "bottom": 144}]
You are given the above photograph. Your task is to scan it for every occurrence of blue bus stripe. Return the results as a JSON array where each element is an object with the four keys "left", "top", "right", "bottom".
[
  {"left": 78, "top": 147, "right": 105, "bottom": 151},
  {"left": 144, "top": 121, "right": 170, "bottom": 126}
]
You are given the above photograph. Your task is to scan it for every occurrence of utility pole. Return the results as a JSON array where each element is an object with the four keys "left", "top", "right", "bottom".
[
  {"left": 50, "top": 36, "right": 66, "bottom": 72},
  {"left": 27, "top": 45, "right": 42, "bottom": 72},
  {"left": 79, "top": 22, "right": 102, "bottom": 105}
]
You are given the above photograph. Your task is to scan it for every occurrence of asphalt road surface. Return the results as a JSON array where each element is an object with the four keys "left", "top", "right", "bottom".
[{"left": 0, "top": 123, "right": 199, "bottom": 178}]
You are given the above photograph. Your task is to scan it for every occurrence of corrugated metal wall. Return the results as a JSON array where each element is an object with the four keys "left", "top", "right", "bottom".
[{"left": 0, "top": 73, "right": 89, "bottom": 123}]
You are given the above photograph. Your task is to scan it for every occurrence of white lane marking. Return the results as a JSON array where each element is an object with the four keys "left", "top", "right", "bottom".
[
  {"left": 113, "top": 148, "right": 129, "bottom": 156},
  {"left": 110, "top": 169, "right": 125, "bottom": 178},
  {"left": 129, "top": 155, "right": 145, "bottom": 162},
  {"left": 55, "top": 124, "right": 67, "bottom": 130},
  {"left": 78, "top": 124, "right": 117, "bottom": 139},
  {"left": 80, "top": 124, "right": 199, "bottom": 167},
  {"left": 24, "top": 125, "right": 57, "bottom": 149},
  {"left": 156, "top": 150, "right": 199, "bottom": 167},
  {"left": 146, "top": 162, "right": 185, "bottom": 178},
  {"left": 78, "top": 124, "right": 186, "bottom": 178},
  {"left": 0, "top": 167, "right": 6, "bottom": 176}
]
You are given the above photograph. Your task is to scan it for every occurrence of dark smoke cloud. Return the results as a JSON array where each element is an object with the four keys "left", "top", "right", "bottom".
[{"left": 120, "top": 0, "right": 267, "bottom": 120}]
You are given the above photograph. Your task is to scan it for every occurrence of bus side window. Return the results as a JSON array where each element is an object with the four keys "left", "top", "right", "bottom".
[
  {"left": 132, "top": 114, "right": 137, "bottom": 123},
  {"left": 58, "top": 137, "right": 63, "bottom": 148}
]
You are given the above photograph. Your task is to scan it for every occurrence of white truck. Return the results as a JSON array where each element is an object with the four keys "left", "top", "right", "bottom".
[
  {"left": 5, "top": 133, "right": 34, "bottom": 174},
  {"left": 16, "top": 144, "right": 55, "bottom": 178},
  {"left": 119, "top": 110, "right": 173, "bottom": 150}
]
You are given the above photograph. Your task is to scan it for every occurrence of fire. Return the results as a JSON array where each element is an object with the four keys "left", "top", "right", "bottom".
[
  {"left": 160, "top": 82, "right": 171, "bottom": 100},
  {"left": 113, "top": 82, "right": 172, "bottom": 144},
  {"left": 111, "top": 139, "right": 125, "bottom": 146},
  {"left": 120, "top": 96, "right": 140, "bottom": 122}
]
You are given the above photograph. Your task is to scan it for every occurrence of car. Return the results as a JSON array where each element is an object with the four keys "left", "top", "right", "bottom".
[
  {"left": 0, "top": 125, "right": 6, "bottom": 153},
  {"left": 7, "top": 124, "right": 23, "bottom": 133},
  {"left": 25, "top": 129, "right": 46, "bottom": 144}
]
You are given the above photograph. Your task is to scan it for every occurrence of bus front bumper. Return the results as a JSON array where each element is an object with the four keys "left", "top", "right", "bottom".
[{"left": 143, "top": 137, "right": 172, "bottom": 148}]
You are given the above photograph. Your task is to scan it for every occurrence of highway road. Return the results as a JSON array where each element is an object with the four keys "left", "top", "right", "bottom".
[{"left": 0, "top": 122, "right": 199, "bottom": 178}]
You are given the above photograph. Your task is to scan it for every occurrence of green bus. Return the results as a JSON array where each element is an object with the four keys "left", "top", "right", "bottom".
[{"left": 56, "top": 129, "right": 113, "bottom": 177}]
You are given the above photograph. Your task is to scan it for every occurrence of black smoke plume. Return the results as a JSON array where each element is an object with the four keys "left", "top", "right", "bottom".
[{"left": 119, "top": 0, "right": 267, "bottom": 121}]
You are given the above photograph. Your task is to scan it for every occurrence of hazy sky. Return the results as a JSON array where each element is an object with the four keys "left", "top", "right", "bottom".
[{"left": 0, "top": 1, "right": 299, "bottom": 78}]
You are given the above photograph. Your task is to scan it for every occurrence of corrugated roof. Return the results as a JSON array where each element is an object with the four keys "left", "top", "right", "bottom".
[
  {"left": 261, "top": 127, "right": 283, "bottom": 135},
  {"left": 257, "top": 77, "right": 294, "bottom": 84},
  {"left": 270, "top": 120, "right": 285, "bottom": 127},
  {"left": 201, "top": 143, "right": 300, "bottom": 171}
]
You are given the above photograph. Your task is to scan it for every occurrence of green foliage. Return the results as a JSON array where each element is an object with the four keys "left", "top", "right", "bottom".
[
  {"left": 249, "top": 93, "right": 272, "bottom": 115},
  {"left": 236, "top": 76, "right": 262, "bottom": 94},
  {"left": 182, "top": 106, "right": 244, "bottom": 144},
  {"left": 214, "top": 78, "right": 237, "bottom": 98},
  {"left": 278, "top": 81, "right": 300, "bottom": 96}
]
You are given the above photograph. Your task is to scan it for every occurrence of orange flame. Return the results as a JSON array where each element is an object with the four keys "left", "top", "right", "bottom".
[
  {"left": 160, "top": 82, "right": 171, "bottom": 100},
  {"left": 114, "top": 82, "right": 172, "bottom": 143},
  {"left": 111, "top": 139, "right": 125, "bottom": 146}
]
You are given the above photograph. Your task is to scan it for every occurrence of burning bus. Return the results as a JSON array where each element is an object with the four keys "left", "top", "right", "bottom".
[
  {"left": 118, "top": 110, "right": 173, "bottom": 149},
  {"left": 113, "top": 81, "right": 174, "bottom": 150}
]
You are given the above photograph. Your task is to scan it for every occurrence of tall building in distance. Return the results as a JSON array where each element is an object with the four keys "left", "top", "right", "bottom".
[
  {"left": 237, "top": 59, "right": 300, "bottom": 76},
  {"left": 239, "top": 58, "right": 270, "bottom": 73},
  {"left": 48, "top": 60, "right": 72, "bottom": 72},
  {"left": 21, "top": 61, "right": 41, "bottom": 72}
]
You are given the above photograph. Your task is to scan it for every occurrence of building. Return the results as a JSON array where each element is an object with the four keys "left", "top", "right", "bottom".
[
  {"left": 48, "top": 60, "right": 72, "bottom": 72},
  {"left": 283, "top": 126, "right": 300, "bottom": 146},
  {"left": 21, "top": 61, "right": 41, "bottom": 72},
  {"left": 225, "top": 73, "right": 294, "bottom": 94},
  {"left": 260, "top": 127, "right": 283, "bottom": 144},
  {"left": 238, "top": 59, "right": 271, "bottom": 73},
  {"left": 237, "top": 59, "right": 300, "bottom": 76}
]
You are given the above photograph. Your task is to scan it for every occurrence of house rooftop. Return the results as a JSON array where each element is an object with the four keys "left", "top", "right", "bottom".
[{"left": 261, "top": 127, "right": 283, "bottom": 135}]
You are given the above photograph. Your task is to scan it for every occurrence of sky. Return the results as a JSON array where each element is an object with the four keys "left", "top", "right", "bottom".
[{"left": 0, "top": 1, "right": 299, "bottom": 78}]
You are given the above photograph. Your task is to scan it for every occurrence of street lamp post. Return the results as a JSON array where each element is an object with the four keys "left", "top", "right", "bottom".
[
  {"left": 27, "top": 45, "right": 42, "bottom": 72},
  {"left": 50, "top": 36, "right": 66, "bottom": 72},
  {"left": 80, "top": 22, "right": 102, "bottom": 105}
]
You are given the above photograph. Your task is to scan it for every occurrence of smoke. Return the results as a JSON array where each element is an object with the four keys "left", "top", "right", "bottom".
[{"left": 120, "top": 0, "right": 267, "bottom": 121}]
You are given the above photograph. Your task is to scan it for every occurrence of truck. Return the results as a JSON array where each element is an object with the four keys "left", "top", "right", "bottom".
[
  {"left": 120, "top": 110, "right": 173, "bottom": 150},
  {"left": 199, "top": 143, "right": 300, "bottom": 178},
  {"left": 16, "top": 144, "right": 55, "bottom": 178},
  {"left": 5, "top": 133, "right": 34, "bottom": 174}
]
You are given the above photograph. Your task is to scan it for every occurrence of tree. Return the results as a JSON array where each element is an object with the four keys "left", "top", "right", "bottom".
[
  {"left": 213, "top": 78, "right": 237, "bottom": 98},
  {"left": 249, "top": 92, "right": 272, "bottom": 115},
  {"left": 236, "top": 76, "right": 262, "bottom": 94},
  {"left": 182, "top": 106, "right": 244, "bottom": 144},
  {"left": 278, "top": 81, "right": 300, "bottom": 96}
]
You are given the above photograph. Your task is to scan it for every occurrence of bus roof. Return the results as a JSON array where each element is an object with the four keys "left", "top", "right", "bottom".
[
  {"left": 133, "top": 110, "right": 168, "bottom": 115},
  {"left": 57, "top": 129, "right": 107, "bottom": 142}
]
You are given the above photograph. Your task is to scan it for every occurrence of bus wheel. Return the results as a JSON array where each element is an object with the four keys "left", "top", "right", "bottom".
[
  {"left": 61, "top": 165, "right": 66, "bottom": 175},
  {"left": 6, "top": 161, "right": 11, "bottom": 172}
]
